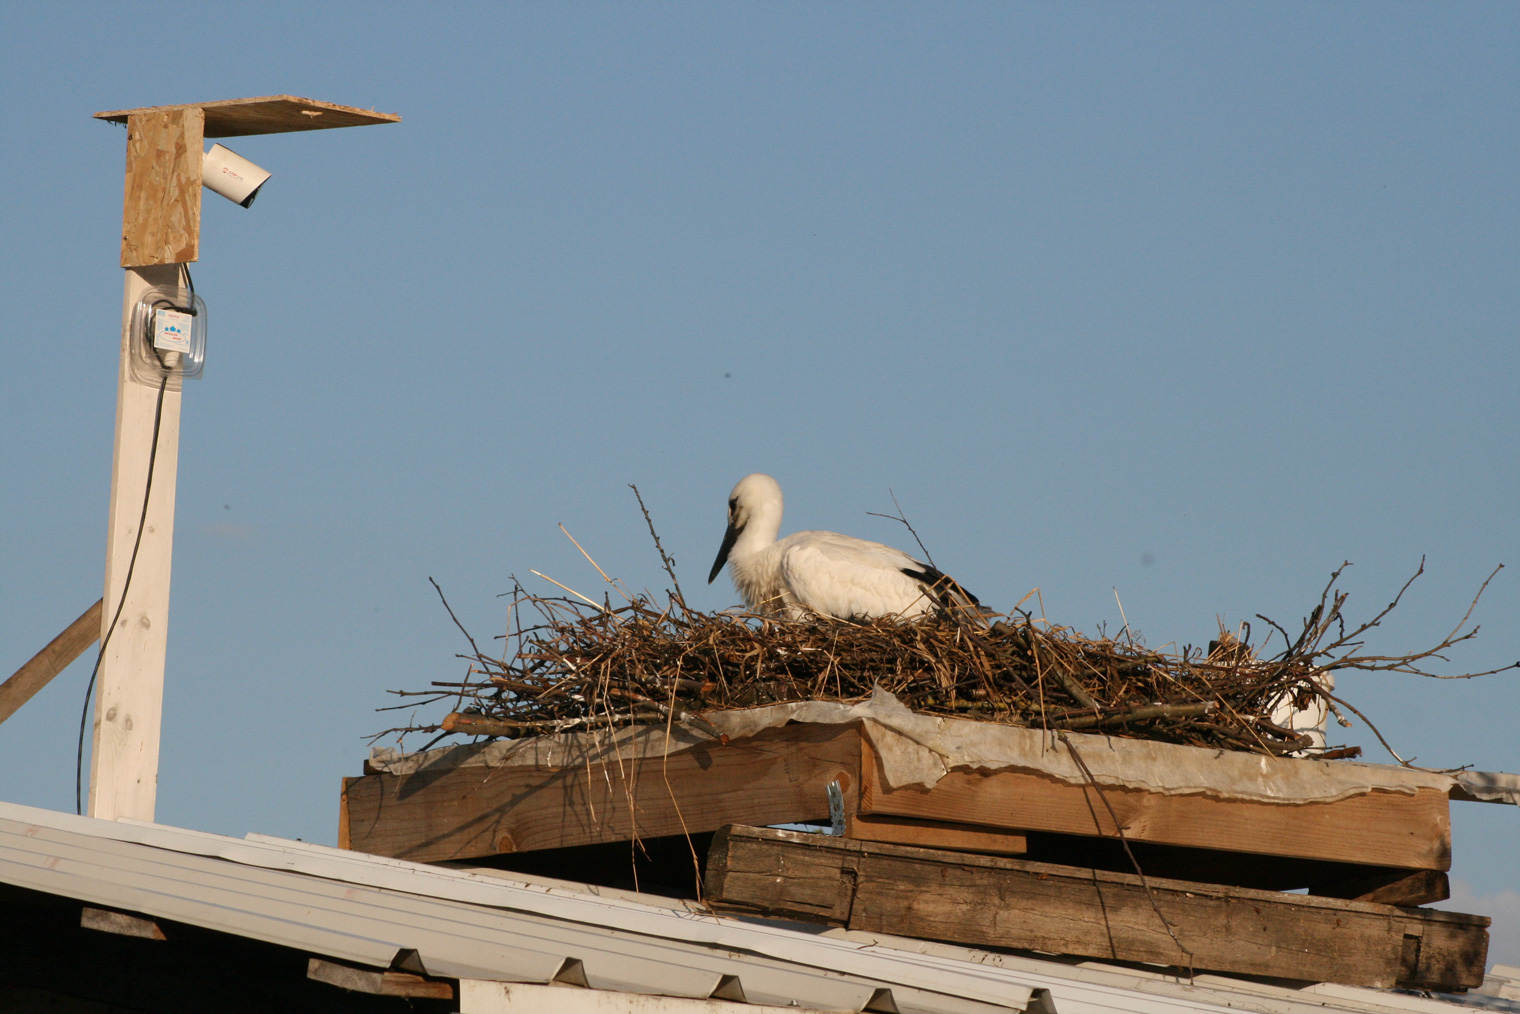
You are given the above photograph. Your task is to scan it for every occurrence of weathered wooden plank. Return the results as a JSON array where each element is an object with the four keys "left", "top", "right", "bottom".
[
  {"left": 80, "top": 906, "right": 166, "bottom": 941},
  {"left": 337, "top": 776, "right": 356, "bottom": 850},
  {"left": 307, "top": 957, "right": 454, "bottom": 999},
  {"left": 845, "top": 814, "right": 1027, "bottom": 855},
  {"left": 343, "top": 722, "right": 861, "bottom": 862},
  {"left": 860, "top": 736, "right": 1450, "bottom": 872},
  {"left": 0, "top": 599, "right": 102, "bottom": 726},
  {"left": 1328, "top": 868, "right": 1451, "bottom": 906},
  {"left": 1407, "top": 914, "right": 1494, "bottom": 996},
  {"left": 705, "top": 826, "right": 1488, "bottom": 992}
]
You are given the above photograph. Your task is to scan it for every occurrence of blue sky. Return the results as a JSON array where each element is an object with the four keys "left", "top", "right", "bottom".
[{"left": 3, "top": 1, "right": 1518, "bottom": 964}]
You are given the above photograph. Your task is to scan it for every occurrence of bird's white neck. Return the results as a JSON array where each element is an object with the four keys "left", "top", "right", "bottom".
[
  {"left": 731, "top": 499, "right": 783, "bottom": 562},
  {"left": 725, "top": 497, "right": 787, "bottom": 613}
]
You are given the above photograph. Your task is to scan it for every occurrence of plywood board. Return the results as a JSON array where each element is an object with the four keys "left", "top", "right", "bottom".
[
  {"left": 706, "top": 825, "right": 1489, "bottom": 992},
  {"left": 342, "top": 722, "right": 861, "bottom": 863},
  {"left": 96, "top": 95, "right": 401, "bottom": 137},
  {"left": 120, "top": 108, "right": 203, "bottom": 266}
]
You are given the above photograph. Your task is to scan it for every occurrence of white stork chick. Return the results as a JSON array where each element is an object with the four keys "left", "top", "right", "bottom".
[{"left": 707, "top": 473, "right": 988, "bottom": 624}]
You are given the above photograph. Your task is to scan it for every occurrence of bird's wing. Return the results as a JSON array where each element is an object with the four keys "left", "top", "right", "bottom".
[
  {"left": 777, "top": 532, "right": 938, "bottom": 621},
  {"left": 898, "top": 561, "right": 993, "bottom": 626}
]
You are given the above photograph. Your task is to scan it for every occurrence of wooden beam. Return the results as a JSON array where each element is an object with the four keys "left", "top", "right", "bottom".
[
  {"left": 80, "top": 906, "right": 166, "bottom": 941},
  {"left": 307, "top": 957, "right": 453, "bottom": 999},
  {"left": 337, "top": 777, "right": 355, "bottom": 850},
  {"left": 0, "top": 599, "right": 102, "bottom": 726},
  {"left": 89, "top": 264, "right": 186, "bottom": 823},
  {"left": 845, "top": 814, "right": 1027, "bottom": 856},
  {"left": 341, "top": 722, "right": 861, "bottom": 863},
  {"left": 859, "top": 735, "right": 1450, "bottom": 873},
  {"left": 1324, "top": 868, "right": 1451, "bottom": 906},
  {"left": 120, "top": 108, "right": 204, "bottom": 267},
  {"left": 705, "top": 825, "right": 1489, "bottom": 992}
]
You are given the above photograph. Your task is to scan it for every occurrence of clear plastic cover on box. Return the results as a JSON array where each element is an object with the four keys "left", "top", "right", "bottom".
[{"left": 128, "top": 286, "right": 207, "bottom": 388}]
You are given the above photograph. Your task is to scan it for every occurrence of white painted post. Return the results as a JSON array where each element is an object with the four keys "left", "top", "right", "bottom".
[
  {"left": 83, "top": 96, "right": 398, "bottom": 821},
  {"left": 88, "top": 263, "right": 185, "bottom": 821}
]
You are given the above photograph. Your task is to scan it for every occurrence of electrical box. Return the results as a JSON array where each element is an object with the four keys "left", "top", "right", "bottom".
[{"left": 128, "top": 286, "right": 207, "bottom": 388}]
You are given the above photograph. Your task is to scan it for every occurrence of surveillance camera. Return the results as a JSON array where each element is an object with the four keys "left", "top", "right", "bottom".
[{"left": 202, "top": 143, "right": 271, "bottom": 208}]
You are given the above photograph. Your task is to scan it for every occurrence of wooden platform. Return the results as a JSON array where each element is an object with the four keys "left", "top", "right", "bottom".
[
  {"left": 704, "top": 825, "right": 1489, "bottom": 992},
  {"left": 342, "top": 721, "right": 859, "bottom": 863},
  {"left": 341, "top": 720, "right": 1452, "bottom": 902},
  {"left": 339, "top": 717, "right": 1492, "bottom": 990}
]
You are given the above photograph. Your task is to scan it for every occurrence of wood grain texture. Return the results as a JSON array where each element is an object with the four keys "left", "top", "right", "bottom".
[
  {"left": 342, "top": 722, "right": 861, "bottom": 863},
  {"left": 120, "top": 108, "right": 203, "bottom": 267},
  {"left": 0, "top": 599, "right": 101, "bottom": 725},
  {"left": 706, "top": 825, "right": 1488, "bottom": 992},
  {"left": 306, "top": 958, "right": 453, "bottom": 999},
  {"left": 859, "top": 736, "right": 1451, "bottom": 872},
  {"left": 97, "top": 95, "right": 400, "bottom": 138},
  {"left": 88, "top": 265, "right": 189, "bottom": 824},
  {"left": 337, "top": 777, "right": 355, "bottom": 850},
  {"left": 80, "top": 906, "right": 166, "bottom": 941},
  {"left": 845, "top": 814, "right": 1027, "bottom": 855},
  {"left": 1332, "top": 868, "right": 1451, "bottom": 906}
]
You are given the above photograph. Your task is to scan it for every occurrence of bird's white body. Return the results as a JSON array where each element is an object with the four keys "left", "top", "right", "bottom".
[
  {"left": 1269, "top": 670, "right": 1334, "bottom": 754},
  {"left": 708, "top": 473, "right": 985, "bottom": 623},
  {"left": 1213, "top": 628, "right": 1333, "bottom": 755}
]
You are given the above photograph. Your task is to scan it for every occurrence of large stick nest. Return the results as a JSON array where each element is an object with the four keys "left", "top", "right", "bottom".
[{"left": 387, "top": 555, "right": 1509, "bottom": 761}]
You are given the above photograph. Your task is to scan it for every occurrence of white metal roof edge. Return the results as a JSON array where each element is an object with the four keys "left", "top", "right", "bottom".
[
  {"left": 0, "top": 821, "right": 984, "bottom": 1012},
  {"left": 0, "top": 802, "right": 1025, "bottom": 1014},
  {"left": 0, "top": 801, "right": 1484, "bottom": 1014},
  {"left": 833, "top": 931, "right": 1486, "bottom": 1014},
  {"left": 201, "top": 827, "right": 1490, "bottom": 1013},
  {"left": 26, "top": 804, "right": 1050, "bottom": 1007}
]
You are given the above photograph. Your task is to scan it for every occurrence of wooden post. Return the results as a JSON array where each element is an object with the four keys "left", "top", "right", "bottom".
[
  {"left": 85, "top": 96, "right": 399, "bottom": 821},
  {"left": 88, "top": 106, "right": 203, "bottom": 822},
  {"left": 89, "top": 262, "right": 189, "bottom": 820}
]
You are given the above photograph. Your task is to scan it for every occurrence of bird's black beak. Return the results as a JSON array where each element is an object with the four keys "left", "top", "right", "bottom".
[{"left": 708, "top": 521, "right": 741, "bottom": 584}]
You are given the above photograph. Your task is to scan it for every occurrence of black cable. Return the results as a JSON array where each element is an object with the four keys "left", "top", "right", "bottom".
[{"left": 75, "top": 318, "right": 175, "bottom": 816}]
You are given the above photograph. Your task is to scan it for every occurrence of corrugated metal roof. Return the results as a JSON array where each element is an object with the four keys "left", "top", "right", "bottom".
[
  {"left": 0, "top": 800, "right": 1021, "bottom": 1014},
  {"left": 0, "top": 800, "right": 1489, "bottom": 1014}
]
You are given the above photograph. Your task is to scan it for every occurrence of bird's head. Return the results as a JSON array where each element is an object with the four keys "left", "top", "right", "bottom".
[{"left": 708, "top": 473, "right": 783, "bottom": 583}]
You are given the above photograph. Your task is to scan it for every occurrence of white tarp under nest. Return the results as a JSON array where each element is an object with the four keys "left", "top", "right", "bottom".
[{"left": 370, "top": 687, "right": 1470, "bottom": 805}]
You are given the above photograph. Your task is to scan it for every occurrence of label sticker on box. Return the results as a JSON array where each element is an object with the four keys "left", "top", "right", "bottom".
[{"left": 154, "top": 308, "right": 194, "bottom": 353}]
